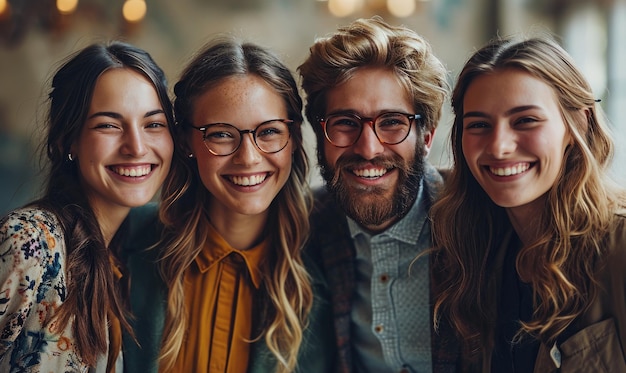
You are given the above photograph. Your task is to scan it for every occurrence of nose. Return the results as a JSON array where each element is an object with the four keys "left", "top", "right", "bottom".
[
  {"left": 122, "top": 126, "right": 148, "bottom": 157},
  {"left": 486, "top": 124, "right": 516, "bottom": 158},
  {"left": 232, "top": 133, "right": 262, "bottom": 165},
  {"left": 351, "top": 121, "right": 385, "bottom": 160}
]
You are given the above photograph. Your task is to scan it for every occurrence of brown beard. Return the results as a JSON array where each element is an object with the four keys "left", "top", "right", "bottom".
[{"left": 320, "top": 141, "right": 426, "bottom": 229}]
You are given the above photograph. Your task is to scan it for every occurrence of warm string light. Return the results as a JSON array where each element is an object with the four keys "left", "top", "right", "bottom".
[
  {"left": 56, "top": 0, "right": 78, "bottom": 15},
  {"left": 328, "top": 0, "right": 363, "bottom": 17},
  {"left": 387, "top": 0, "right": 415, "bottom": 17},
  {"left": 322, "top": 0, "right": 426, "bottom": 17},
  {"left": 123, "top": 0, "right": 147, "bottom": 23},
  {"left": 0, "top": 0, "right": 10, "bottom": 21},
  {"left": 54, "top": 0, "right": 148, "bottom": 23}
]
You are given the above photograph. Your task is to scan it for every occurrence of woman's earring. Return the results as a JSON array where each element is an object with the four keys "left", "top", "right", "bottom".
[
  {"left": 67, "top": 153, "right": 74, "bottom": 161},
  {"left": 188, "top": 153, "right": 194, "bottom": 158}
]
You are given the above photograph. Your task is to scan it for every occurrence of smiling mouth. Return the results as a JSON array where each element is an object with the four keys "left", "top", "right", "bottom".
[
  {"left": 229, "top": 174, "right": 268, "bottom": 186},
  {"left": 488, "top": 163, "right": 531, "bottom": 176},
  {"left": 110, "top": 165, "right": 153, "bottom": 177},
  {"left": 351, "top": 167, "right": 388, "bottom": 179}
]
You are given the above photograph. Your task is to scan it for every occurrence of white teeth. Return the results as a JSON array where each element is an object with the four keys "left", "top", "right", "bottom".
[
  {"left": 230, "top": 174, "right": 266, "bottom": 186},
  {"left": 490, "top": 163, "right": 530, "bottom": 176},
  {"left": 113, "top": 166, "right": 152, "bottom": 177},
  {"left": 353, "top": 168, "right": 387, "bottom": 178}
]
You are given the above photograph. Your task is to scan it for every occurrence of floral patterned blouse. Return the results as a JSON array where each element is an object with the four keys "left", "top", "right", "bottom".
[{"left": 0, "top": 207, "right": 88, "bottom": 372}]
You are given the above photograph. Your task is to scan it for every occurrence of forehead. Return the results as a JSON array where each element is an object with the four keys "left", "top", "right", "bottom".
[
  {"left": 463, "top": 68, "right": 558, "bottom": 111},
  {"left": 325, "top": 67, "right": 412, "bottom": 115},
  {"left": 191, "top": 74, "right": 287, "bottom": 126},
  {"left": 89, "top": 68, "right": 159, "bottom": 112}
]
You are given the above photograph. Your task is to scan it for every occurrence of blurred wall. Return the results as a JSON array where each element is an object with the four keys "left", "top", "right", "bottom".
[{"left": 0, "top": 0, "right": 623, "bottom": 215}]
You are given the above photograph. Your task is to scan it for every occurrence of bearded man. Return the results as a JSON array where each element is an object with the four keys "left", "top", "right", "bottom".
[{"left": 298, "top": 17, "right": 460, "bottom": 373}]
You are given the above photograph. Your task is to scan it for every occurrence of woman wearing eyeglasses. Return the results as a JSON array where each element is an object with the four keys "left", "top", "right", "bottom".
[{"left": 122, "top": 37, "right": 334, "bottom": 373}]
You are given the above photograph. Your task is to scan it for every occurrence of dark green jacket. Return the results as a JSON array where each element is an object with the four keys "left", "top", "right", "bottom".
[{"left": 121, "top": 204, "right": 335, "bottom": 372}]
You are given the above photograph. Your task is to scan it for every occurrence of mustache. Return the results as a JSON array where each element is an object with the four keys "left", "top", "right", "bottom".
[{"left": 330, "top": 153, "right": 409, "bottom": 184}]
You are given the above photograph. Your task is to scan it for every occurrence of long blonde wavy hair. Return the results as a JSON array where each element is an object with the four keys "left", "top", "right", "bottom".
[
  {"left": 156, "top": 38, "right": 313, "bottom": 372},
  {"left": 431, "top": 35, "right": 626, "bottom": 361}
]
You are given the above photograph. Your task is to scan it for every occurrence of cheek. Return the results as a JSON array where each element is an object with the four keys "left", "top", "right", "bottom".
[
  {"left": 461, "top": 137, "right": 474, "bottom": 162},
  {"left": 158, "top": 136, "right": 175, "bottom": 160},
  {"left": 194, "top": 154, "right": 221, "bottom": 189},
  {"left": 461, "top": 138, "right": 481, "bottom": 175},
  {"left": 77, "top": 144, "right": 106, "bottom": 171},
  {"left": 323, "top": 144, "right": 342, "bottom": 167},
  {"left": 274, "top": 151, "right": 293, "bottom": 184},
  {"left": 395, "top": 138, "right": 419, "bottom": 161}
]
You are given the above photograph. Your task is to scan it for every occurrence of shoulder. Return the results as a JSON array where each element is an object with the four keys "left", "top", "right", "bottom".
[
  {"left": 1, "top": 207, "right": 65, "bottom": 263},
  {"left": 311, "top": 187, "right": 335, "bottom": 215},
  {"left": 310, "top": 187, "right": 347, "bottom": 226},
  {"left": 1, "top": 206, "right": 62, "bottom": 239},
  {"left": 599, "top": 211, "right": 626, "bottom": 275},
  {"left": 608, "top": 209, "right": 626, "bottom": 241},
  {"left": 606, "top": 210, "right": 626, "bottom": 250},
  {"left": 0, "top": 208, "right": 69, "bottom": 363},
  {"left": 308, "top": 187, "right": 351, "bottom": 248},
  {"left": 423, "top": 162, "right": 446, "bottom": 201}
]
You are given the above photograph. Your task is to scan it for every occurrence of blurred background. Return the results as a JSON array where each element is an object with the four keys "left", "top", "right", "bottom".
[{"left": 1, "top": 0, "right": 624, "bottom": 215}]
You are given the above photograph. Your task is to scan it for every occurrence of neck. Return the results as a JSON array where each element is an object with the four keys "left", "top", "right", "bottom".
[
  {"left": 208, "top": 208, "right": 267, "bottom": 251},
  {"left": 92, "top": 206, "right": 130, "bottom": 247},
  {"left": 506, "top": 196, "right": 546, "bottom": 247}
]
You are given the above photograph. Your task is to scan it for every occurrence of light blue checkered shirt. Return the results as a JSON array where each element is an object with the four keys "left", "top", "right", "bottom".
[{"left": 348, "top": 181, "right": 432, "bottom": 373}]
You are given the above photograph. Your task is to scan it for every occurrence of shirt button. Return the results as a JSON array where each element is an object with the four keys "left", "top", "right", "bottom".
[
  {"left": 380, "top": 274, "right": 389, "bottom": 283},
  {"left": 374, "top": 324, "right": 383, "bottom": 333}
]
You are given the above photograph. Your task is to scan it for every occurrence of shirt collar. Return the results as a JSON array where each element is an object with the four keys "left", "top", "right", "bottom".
[
  {"left": 109, "top": 254, "right": 124, "bottom": 280},
  {"left": 194, "top": 222, "right": 268, "bottom": 289},
  {"left": 347, "top": 179, "right": 425, "bottom": 244}
]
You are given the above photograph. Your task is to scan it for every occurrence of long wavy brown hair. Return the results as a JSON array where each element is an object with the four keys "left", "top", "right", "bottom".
[
  {"left": 33, "top": 41, "right": 174, "bottom": 365},
  {"left": 156, "top": 37, "right": 313, "bottom": 372},
  {"left": 431, "top": 35, "right": 626, "bottom": 362}
]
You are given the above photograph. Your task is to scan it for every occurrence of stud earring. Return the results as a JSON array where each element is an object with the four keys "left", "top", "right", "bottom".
[
  {"left": 67, "top": 153, "right": 74, "bottom": 161},
  {"left": 188, "top": 153, "right": 194, "bottom": 158}
]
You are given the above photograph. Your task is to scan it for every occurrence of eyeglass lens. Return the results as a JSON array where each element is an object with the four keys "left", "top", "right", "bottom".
[
  {"left": 324, "top": 112, "right": 414, "bottom": 147},
  {"left": 202, "top": 120, "right": 291, "bottom": 155}
]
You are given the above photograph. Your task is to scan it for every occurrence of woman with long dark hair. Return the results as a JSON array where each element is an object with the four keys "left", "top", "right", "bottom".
[{"left": 0, "top": 41, "right": 174, "bottom": 372}]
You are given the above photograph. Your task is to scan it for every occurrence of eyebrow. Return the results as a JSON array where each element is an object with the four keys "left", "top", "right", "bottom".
[
  {"left": 87, "top": 109, "right": 165, "bottom": 120},
  {"left": 463, "top": 105, "right": 542, "bottom": 120},
  {"left": 326, "top": 109, "right": 410, "bottom": 117}
]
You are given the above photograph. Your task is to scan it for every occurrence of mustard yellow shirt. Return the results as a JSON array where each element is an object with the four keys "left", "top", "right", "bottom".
[
  {"left": 172, "top": 223, "right": 268, "bottom": 372},
  {"left": 108, "top": 254, "right": 124, "bottom": 373}
]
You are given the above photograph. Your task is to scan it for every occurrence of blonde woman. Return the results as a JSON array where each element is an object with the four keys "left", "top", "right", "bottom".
[
  {"left": 431, "top": 35, "right": 626, "bottom": 372},
  {"left": 123, "top": 38, "right": 334, "bottom": 373}
]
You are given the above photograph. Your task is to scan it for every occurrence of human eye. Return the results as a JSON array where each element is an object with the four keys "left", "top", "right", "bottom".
[
  {"left": 257, "top": 121, "right": 287, "bottom": 138},
  {"left": 463, "top": 120, "right": 490, "bottom": 132},
  {"left": 146, "top": 121, "right": 167, "bottom": 129},
  {"left": 377, "top": 113, "right": 410, "bottom": 129},
  {"left": 92, "top": 122, "right": 121, "bottom": 131},
  {"left": 514, "top": 116, "right": 540, "bottom": 127},
  {"left": 328, "top": 115, "right": 360, "bottom": 131},
  {"left": 204, "top": 125, "right": 236, "bottom": 143}
]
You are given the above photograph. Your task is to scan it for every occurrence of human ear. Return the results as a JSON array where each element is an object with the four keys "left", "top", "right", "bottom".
[{"left": 423, "top": 128, "right": 436, "bottom": 156}]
